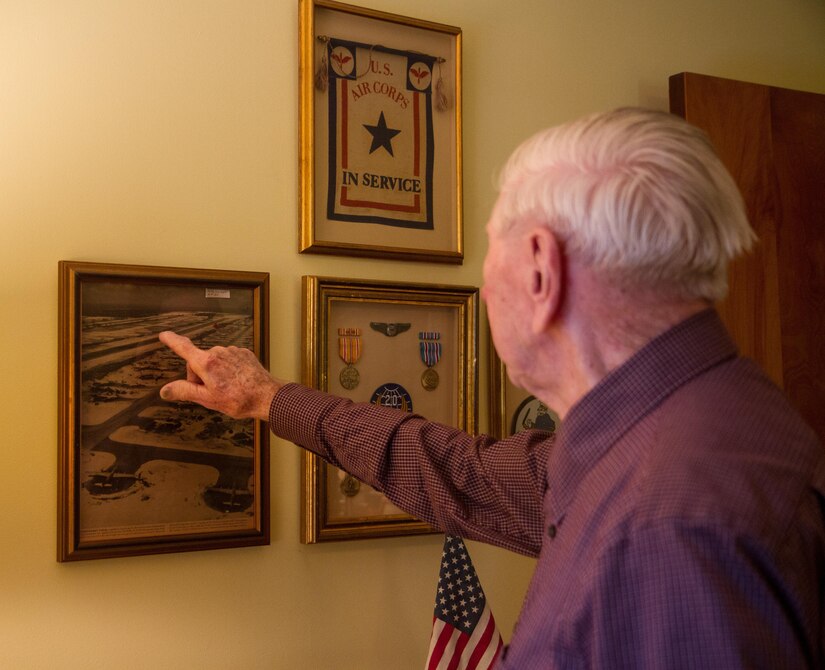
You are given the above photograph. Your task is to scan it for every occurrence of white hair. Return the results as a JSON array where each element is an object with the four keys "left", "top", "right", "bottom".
[{"left": 493, "top": 107, "right": 755, "bottom": 301}]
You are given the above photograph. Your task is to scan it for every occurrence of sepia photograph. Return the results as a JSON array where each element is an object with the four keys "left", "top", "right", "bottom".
[{"left": 58, "top": 261, "right": 270, "bottom": 561}]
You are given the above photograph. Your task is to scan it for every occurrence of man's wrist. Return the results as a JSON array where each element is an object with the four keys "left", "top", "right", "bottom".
[{"left": 255, "top": 378, "right": 284, "bottom": 421}]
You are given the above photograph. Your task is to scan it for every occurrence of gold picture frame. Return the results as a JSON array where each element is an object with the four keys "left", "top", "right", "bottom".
[
  {"left": 301, "top": 276, "right": 478, "bottom": 542},
  {"left": 489, "top": 342, "right": 560, "bottom": 439},
  {"left": 299, "top": 0, "right": 463, "bottom": 263},
  {"left": 58, "top": 261, "right": 270, "bottom": 561}
]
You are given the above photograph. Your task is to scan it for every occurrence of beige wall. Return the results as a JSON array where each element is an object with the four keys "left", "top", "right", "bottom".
[{"left": 1, "top": 0, "right": 823, "bottom": 667}]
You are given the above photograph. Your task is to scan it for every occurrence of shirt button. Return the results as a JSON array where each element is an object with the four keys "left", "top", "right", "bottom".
[{"left": 547, "top": 524, "right": 557, "bottom": 539}]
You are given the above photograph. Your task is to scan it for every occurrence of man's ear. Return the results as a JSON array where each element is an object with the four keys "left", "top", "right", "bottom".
[{"left": 527, "top": 227, "right": 563, "bottom": 334}]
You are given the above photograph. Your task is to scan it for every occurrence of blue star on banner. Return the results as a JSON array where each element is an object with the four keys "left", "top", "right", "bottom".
[{"left": 363, "top": 110, "right": 401, "bottom": 156}]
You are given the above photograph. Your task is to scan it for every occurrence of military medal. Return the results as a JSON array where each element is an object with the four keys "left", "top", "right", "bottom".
[
  {"left": 338, "top": 327, "right": 362, "bottom": 390},
  {"left": 418, "top": 331, "right": 441, "bottom": 391},
  {"left": 340, "top": 474, "right": 361, "bottom": 497}
]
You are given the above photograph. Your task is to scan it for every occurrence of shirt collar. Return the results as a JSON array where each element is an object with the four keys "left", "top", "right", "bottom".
[{"left": 546, "top": 308, "right": 738, "bottom": 516}]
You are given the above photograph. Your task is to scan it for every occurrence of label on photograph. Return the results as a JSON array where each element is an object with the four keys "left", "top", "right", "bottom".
[{"left": 205, "top": 288, "right": 231, "bottom": 299}]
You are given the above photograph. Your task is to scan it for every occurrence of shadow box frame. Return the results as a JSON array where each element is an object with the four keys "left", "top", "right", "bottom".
[
  {"left": 301, "top": 276, "right": 478, "bottom": 543},
  {"left": 299, "top": 0, "right": 463, "bottom": 263},
  {"left": 58, "top": 260, "right": 270, "bottom": 561}
]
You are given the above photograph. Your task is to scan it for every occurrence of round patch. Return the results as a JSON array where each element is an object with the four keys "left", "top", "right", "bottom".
[
  {"left": 370, "top": 383, "right": 414, "bottom": 413},
  {"left": 408, "top": 61, "right": 432, "bottom": 90},
  {"left": 510, "top": 395, "right": 559, "bottom": 435},
  {"left": 330, "top": 46, "right": 355, "bottom": 77}
]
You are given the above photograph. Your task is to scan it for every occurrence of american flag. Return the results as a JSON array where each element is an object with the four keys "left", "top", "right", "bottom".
[{"left": 426, "top": 535, "right": 503, "bottom": 670}]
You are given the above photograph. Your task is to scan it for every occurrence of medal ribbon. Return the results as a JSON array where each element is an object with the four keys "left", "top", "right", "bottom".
[
  {"left": 338, "top": 327, "right": 362, "bottom": 365},
  {"left": 418, "top": 331, "right": 441, "bottom": 368}
]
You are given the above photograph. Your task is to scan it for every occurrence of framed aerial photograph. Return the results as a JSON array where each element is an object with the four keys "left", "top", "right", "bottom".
[
  {"left": 58, "top": 261, "right": 270, "bottom": 561},
  {"left": 301, "top": 276, "right": 478, "bottom": 542},
  {"left": 489, "top": 342, "right": 560, "bottom": 439},
  {"left": 299, "top": 0, "right": 463, "bottom": 263}
]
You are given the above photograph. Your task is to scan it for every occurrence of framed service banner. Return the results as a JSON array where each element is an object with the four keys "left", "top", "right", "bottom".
[
  {"left": 489, "top": 342, "right": 560, "bottom": 440},
  {"left": 58, "top": 261, "right": 270, "bottom": 561},
  {"left": 301, "top": 276, "right": 478, "bottom": 542},
  {"left": 299, "top": 0, "right": 463, "bottom": 263}
]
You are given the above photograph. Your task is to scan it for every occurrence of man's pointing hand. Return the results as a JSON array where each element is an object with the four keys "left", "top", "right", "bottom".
[{"left": 158, "top": 331, "right": 282, "bottom": 421}]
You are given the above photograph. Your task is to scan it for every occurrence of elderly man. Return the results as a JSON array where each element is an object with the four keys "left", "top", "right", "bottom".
[{"left": 160, "top": 108, "right": 825, "bottom": 668}]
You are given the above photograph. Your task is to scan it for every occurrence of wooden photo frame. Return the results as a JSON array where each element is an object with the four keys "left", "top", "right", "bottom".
[
  {"left": 301, "top": 276, "right": 478, "bottom": 542},
  {"left": 299, "top": 0, "right": 463, "bottom": 263},
  {"left": 58, "top": 261, "right": 270, "bottom": 561},
  {"left": 489, "top": 343, "right": 560, "bottom": 440}
]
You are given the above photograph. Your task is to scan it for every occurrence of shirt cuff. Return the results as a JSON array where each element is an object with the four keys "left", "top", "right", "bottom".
[{"left": 268, "top": 382, "right": 339, "bottom": 453}]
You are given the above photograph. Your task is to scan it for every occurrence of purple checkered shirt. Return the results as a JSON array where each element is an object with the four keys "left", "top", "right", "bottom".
[{"left": 270, "top": 310, "right": 825, "bottom": 668}]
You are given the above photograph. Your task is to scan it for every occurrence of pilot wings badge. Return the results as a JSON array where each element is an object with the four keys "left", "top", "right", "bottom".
[{"left": 369, "top": 322, "right": 411, "bottom": 337}]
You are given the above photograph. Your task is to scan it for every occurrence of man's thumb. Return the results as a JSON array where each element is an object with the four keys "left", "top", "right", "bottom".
[{"left": 160, "top": 379, "right": 202, "bottom": 404}]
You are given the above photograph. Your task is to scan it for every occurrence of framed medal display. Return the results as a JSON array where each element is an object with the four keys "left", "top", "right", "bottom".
[
  {"left": 57, "top": 261, "right": 270, "bottom": 561},
  {"left": 489, "top": 340, "right": 560, "bottom": 439},
  {"left": 299, "top": 0, "right": 463, "bottom": 263},
  {"left": 301, "top": 276, "right": 478, "bottom": 542}
]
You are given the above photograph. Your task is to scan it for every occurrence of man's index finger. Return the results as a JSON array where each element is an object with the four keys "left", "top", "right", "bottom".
[{"left": 159, "top": 331, "right": 206, "bottom": 366}]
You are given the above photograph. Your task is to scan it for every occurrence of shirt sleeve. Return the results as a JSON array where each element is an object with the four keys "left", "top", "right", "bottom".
[{"left": 269, "top": 383, "right": 552, "bottom": 556}]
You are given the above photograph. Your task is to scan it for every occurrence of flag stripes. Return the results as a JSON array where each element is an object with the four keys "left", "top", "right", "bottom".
[{"left": 427, "top": 604, "right": 502, "bottom": 670}]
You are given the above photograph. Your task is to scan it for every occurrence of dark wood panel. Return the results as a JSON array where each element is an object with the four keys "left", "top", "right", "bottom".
[
  {"left": 771, "top": 86, "right": 825, "bottom": 440},
  {"left": 670, "top": 72, "right": 825, "bottom": 442},
  {"left": 669, "top": 72, "right": 784, "bottom": 387}
]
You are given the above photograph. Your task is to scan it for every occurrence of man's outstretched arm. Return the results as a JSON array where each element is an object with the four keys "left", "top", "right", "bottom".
[{"left": 158, "top": 330, "right": 549, "bottom": 555}]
